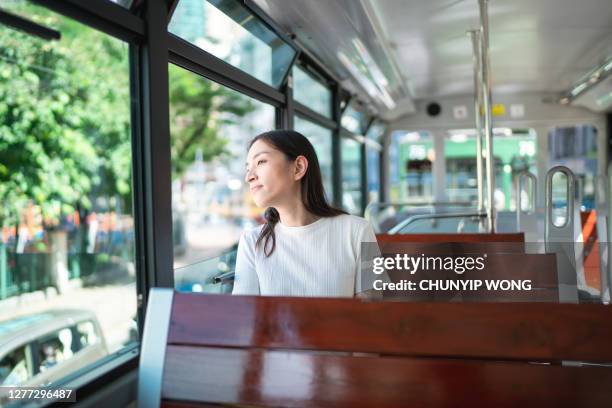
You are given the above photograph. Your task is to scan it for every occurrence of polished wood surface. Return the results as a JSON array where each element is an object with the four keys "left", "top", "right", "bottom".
[
  {"left": 162, "top": 345, "right": 612, "bottom": 408},
  {"left": 168, "top": 294, "right": 612, "bottom": 362}
]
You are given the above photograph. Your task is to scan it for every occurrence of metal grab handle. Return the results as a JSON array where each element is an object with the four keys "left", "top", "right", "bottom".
[
  {"left": 516, "top": 170, "right": 537, "bottom": 214},
  {"left": 365, "top": 201, "right": 473, "bottom": 217},
  {"left": 211, "top": 271, "right": 235, "bottom": 284},
  {"left": 545, "top": 165, "right": 575, "bottom": 230},
  {"left": 389, "top": 212, "right": 487, "bottom": 234},
  {"left": 365, "top": 201, "right": 474, "bottom": 232}
]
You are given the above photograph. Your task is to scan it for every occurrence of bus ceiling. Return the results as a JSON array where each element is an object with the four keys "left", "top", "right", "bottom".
[{"left": 253, "top": 0, "right": 612, "bottom": 118}]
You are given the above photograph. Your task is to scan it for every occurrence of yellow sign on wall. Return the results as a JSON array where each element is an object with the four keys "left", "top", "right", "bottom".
[{"left": 492, "top": 104, "right": 506, "bottom": 116}]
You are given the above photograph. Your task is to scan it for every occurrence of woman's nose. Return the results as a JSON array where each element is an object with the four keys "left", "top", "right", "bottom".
[{"left": 245, "top": 169, "right": 256, "bottom": 183}]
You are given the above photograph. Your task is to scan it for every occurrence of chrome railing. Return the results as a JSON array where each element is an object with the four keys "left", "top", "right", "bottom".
[
  {"left": 365, "top": 201, "right": 474, "bottom": 232},
  {"left": 388, "top": 211, "right": 487, "bottom": 234}
]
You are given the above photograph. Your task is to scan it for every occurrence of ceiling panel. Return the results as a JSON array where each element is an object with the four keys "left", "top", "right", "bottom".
[{"left": 255, "top": 0, "right": 612, "bottom": 114}]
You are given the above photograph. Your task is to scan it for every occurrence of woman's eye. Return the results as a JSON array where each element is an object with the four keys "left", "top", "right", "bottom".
[{"left": 257, "top": 159, "right": 266, "bottom": 166}]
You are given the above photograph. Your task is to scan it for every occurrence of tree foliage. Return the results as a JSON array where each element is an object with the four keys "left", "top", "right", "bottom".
[
  {"left": 0, "top": 2, "right": 252, "bottom": 228},
  {"left": 169, "top": 64, "right": 255, "bottom": 178}
]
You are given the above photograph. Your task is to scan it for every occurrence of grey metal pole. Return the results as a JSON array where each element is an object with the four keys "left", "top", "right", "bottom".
[
  {"left": 467, "top": 30, "right": 485, "bottom": 215},
  {"left": 478, "top": 0, "right": 495, "bottom": 233}
]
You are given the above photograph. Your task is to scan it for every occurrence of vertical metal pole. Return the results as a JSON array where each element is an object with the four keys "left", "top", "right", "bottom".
[
  {"left": 479, "top": 0, "right": 495, "bottom": 233},
  {"left": 467, "top": 30, "right": 485, "bottom": 215}
]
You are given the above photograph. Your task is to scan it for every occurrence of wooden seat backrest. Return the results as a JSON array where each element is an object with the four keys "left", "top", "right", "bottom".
[
  {"left": 138, "top": 290, "right": 612, "bottom": 407},
  {"left": 376, "top": 232, "right": 525, "bottom": 243}
]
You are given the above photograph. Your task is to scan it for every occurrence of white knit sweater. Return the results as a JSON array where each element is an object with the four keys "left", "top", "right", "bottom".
[{"left": 232, "top": 214, "right": 379, "bottom": 297}]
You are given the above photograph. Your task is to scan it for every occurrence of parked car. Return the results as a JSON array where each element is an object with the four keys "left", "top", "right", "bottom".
[{"left": 0, "top": 309, "right": 108, "bottom": 387}]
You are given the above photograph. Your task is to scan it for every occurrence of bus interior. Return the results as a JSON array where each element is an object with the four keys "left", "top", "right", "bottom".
[{"left": 0, "top": 0, "right": 611, "bottom": 406}]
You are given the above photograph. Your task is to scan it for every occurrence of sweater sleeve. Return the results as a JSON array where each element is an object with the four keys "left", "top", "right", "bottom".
[
  {"left": 232, "top": 233, "right": 260, "bottom": 295},
  {"left": 355, "top": 221, "right": 383, "bottom": 294}
]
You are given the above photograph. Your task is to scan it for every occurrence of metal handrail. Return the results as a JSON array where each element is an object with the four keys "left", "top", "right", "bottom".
[
  {"left": 365, "top": 201, "right": 476, "bottom": 233},
  {"left": 388, "top": 212, "right": 487, "bottom": 234},
  {"left": 478, "top": 0, "right": 495, "bottom": 232},
  {"left": 516, "top": 170, "right": 537, "bottom": 214},
  {"left": 211, "top": 270, "right": 235, "bottom": 284},
  {"left": 365, "top": 200, "right": 473, "bottom": 221}
]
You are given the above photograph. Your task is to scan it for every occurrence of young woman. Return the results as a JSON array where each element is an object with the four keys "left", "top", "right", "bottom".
[{"left": 232, "top": 129, "right": 380, "bottom": 297}]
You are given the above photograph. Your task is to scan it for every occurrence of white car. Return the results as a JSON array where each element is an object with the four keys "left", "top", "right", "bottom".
[{"left": 0, "top": 309, "right": 108, "bottom": 387}]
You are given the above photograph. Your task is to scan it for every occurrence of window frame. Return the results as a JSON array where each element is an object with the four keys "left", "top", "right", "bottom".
[{"left": 1, "top": 0, "right": 381, "bottom": 403}]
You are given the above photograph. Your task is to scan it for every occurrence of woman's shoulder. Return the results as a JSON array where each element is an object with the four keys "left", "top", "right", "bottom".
[
  {"left": 328, "top": 213, "right": 372, "bottom": 231},
  {"left": 240, "top": 223, "right": 265, "bottom": 244}
]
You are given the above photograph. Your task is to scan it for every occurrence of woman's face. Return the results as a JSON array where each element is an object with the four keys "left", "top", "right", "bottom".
[{"left": 245, "top": 140, "right": 299, "bottom": 208}]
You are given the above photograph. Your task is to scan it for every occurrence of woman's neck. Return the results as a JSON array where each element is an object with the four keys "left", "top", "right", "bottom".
[{"left": 276, "top": 199, "right": 319, "bottom": 227}]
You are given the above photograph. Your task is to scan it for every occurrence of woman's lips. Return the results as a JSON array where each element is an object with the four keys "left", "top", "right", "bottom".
[{"left": 250, "top": 185, "right": 263, "bottom": 193}]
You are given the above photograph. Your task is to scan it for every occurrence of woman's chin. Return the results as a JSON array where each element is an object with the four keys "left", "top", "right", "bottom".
[{"left": 252, "top": 197, "right": 268, "bottom": 208}]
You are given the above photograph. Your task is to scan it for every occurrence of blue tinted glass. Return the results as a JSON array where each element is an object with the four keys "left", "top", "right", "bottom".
[
  {"left": 341, "top": 137, "right": 362, "bottom": 214},
  {"left": 341, "top": 103, "right": 365, "bottom": 134},
  {"left": 294, "top": 116, "right": 333, "bottom": 199},
  {"left": 170, "top": 0, "right": 296, "bottom": 88},
  {"left": 293, "top": 65, "right": 332, "bottom": 118}
]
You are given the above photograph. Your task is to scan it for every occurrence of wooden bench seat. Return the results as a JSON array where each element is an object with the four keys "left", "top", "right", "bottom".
[
  {"left": 138, "top": 290, "right": 612, "bottom": 407},
  {"left": 376, "top": 232, "right": 525, "bottom": 243}
]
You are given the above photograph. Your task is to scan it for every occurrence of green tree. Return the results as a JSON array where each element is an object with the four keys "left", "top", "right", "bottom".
[
  {"left": 0, "top": 15, "right": 99, "bottom": 228},
  {"left": 0, "top": 2, "right": 253, "bottom": 232},
  {"left": 169, "top": 64, "right": 255, "bottom": 179}
]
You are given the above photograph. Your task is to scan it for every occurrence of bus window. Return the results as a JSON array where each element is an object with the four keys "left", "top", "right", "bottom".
[
  {"left": 169, "top": 0, "right": 296, "bottom": 88},
  {"left": 444, "top": 128, "right": 537, "bottom": 210},
  {"left": 294, "top": 116, "right": 334, "bottom": 199},
  {"left": 548, "top": 125, "right": 598, "bottom": 210},
  {"left": 365, "top": 122, "right": 385, "bottom": 204},
  {"left": 293, "top": 65, "right": 332, "bottom": 119},
  {"left": 341, "top": 100, "right": 368, "bottom": 134},
  {"left": 169, "top": 64, "right": 275, "bottom": 291},
  {"left": 390, "top": 131, "right": 434, "bottom": 203},
  {"left": 0, "top": 0, "right": 137, "bottom": 388},
  {"left": 341, "top": 137, "right": 364, "bottom": 215}
]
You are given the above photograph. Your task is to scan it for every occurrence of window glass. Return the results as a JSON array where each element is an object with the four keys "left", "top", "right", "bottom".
[
  {"left": 37, "top": 328, "right": 77, "bottom": 372},
  {"left": 341, "top": 137, "right": 363, "bottom": 215},
  {"left": 169, "top": 0, "right": 296, "bottom": 88},
  {"left": 551, "top": 172, "right": 569, "bottom": 227},
  {"left": 0, "top": 0, "right": 138, "bottom": 386},
  {"left": 548, "top": 125, "right": 598, "bottom": 210},
  {"left": 366, "top": 121, "right": 386, "bottom": 142},
  {"left": 365, "top": 121, "right": 383, "bottom": 204},
  {"left": 0, "top": 346, "right": 33, "bottom": 385},
  {"left": 341, "top": 102, "right": 365, "bottom": 134},
  {"left": 390, "top": 131, "right": 434, "bottom": 203},
  {"left": 76, "top": 321, "right": 100, "bottom": 350},
  {"left": 293, "top": 116, "right": 334, "bottom": 198},
  {"left": 169, "top": 63, "right": 275, "bottom": 293},
  {"left": 292, "top": 65, "right": 332, "bottom": 118},
  {"left": 366, "top": 141, "right": 381, "bottom": 204},
  {"left": 444, "top": 128, "right": 536, "bottom": 210}
]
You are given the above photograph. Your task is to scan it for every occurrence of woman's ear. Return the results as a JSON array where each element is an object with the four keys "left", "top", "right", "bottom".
[{"left": 294, "top": 155, "right": 309, "bottom": 181}]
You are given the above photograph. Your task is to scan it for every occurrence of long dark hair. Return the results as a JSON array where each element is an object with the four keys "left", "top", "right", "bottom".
[{"left": 248, "top": 130, "right": 346, "bottom": 257}]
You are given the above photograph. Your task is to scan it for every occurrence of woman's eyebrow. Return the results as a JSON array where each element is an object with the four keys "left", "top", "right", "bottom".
[{"left": 245, "top": 151, "right": 270, "bottom": 167}]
